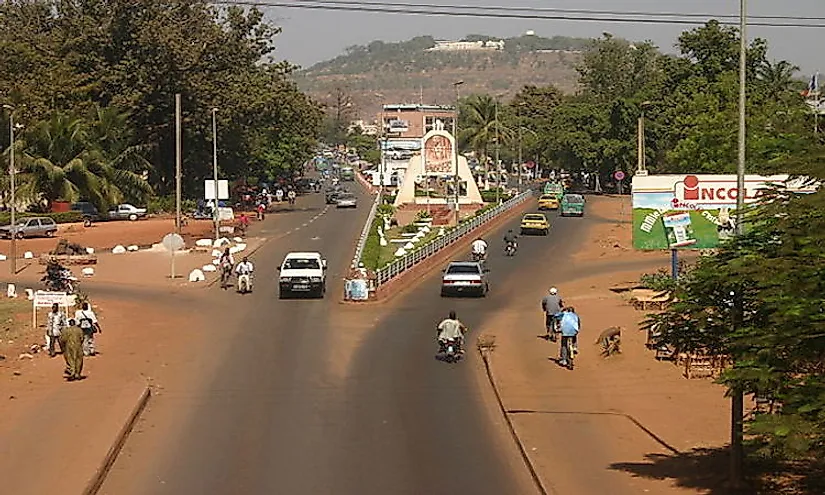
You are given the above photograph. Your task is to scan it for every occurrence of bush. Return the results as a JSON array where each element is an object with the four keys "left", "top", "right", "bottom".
[
  {"left": 400, "top": 223, "right": 418, "bottom": 234},
  {"left": 480, "top": 189, "right": 513, "bottom": 203},
  {"left": 148, "top": 195, "right": 197, "bottom": 214},
  {"left": 415, "top": 209, "right": 432, "bottom": 221},
  {"left": 360, "top": 216, "right": 384, "bottom": 270},
  {"left": 0, "top": 211, "right": 83, "bottom": 225}
]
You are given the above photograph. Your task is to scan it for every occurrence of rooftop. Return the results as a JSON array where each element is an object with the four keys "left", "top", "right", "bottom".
[{"left": 382, "top": 104, "right": 455, "bottom": 112}]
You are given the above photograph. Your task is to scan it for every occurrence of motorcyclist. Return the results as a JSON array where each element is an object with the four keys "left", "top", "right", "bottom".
[
  {"left": 541, "top": 287, "right": 564, "bottom": 342},
  {"left": 437, "top": 310, "right": 468, "bottom": 354},
  {"left": 503, "top": 229, "right": 518, "bottom": 253},
  {"left": 287, "top": 189, "right": 297, "bottom": 205},
  {"left": 471, "top": 237, "right": 488, "bottom": 261},
  {"left": 555, "top": 306, "right": 580, "bottom": 368},
  {"left": 219, "top": 248, "right": 235, "bottom": 286},
  {"left": 235, "top": 256, "right": 254, "bottom": 292}
]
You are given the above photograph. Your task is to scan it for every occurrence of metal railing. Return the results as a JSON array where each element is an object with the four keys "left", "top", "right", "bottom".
[
  {"left": 351, "top": 191, "right": 381, "bottom": 269},
  {"left": 373, "top": 190, "right": 533, "bottom": 286}
]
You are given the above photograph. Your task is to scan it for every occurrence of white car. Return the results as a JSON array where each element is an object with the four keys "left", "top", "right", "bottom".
[
  {"left": 108, "top": 203, "right": 148, "bottom": 221},
  {"left": 440, "top": 261, "right": 489, "bottom": 297},
  {"left": 335, "top": 193, "right": 358, "bottom": 208},
  {"left": 277, "top": 252, "right": 327, "bottom": 298}
]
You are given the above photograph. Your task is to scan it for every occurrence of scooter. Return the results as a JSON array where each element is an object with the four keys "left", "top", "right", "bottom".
[
  {"left": 505, "top": 242, "right": 517, "bottom": 257},
  {"left": 237, "top": 273, "right": 253, "bottom": 294},
  {"left": 439, "top": 338, "right": 462, "bottom": 363}
]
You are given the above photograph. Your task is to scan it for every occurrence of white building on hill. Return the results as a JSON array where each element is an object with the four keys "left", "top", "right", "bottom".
[{"left": 427, "top": 40, "right": 505, "bottom": 52}]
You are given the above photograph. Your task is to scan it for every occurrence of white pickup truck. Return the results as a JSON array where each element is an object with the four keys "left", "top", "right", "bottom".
[{"left": 277, "top": 252, "right": 327, "bottom": 298}]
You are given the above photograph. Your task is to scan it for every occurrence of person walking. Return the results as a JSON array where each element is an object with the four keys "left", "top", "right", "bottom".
[
  {"left": 74, "top": 302, "right": 101, "bottom": 357},
  {"left": 46, "top": 303, "right": 67, "bottom": 357},
  {"left": 59, "top": 318, "right": 84, "bottom": 381}
]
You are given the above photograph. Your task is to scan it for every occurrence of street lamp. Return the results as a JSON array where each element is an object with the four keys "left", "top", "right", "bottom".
[
  {"left": 374, "top": 93, "right": 386, "bottom": 203},
  {"left": 452, "top": 80, "right": 464, "bottom": 224},
  {"left": 3, "top": 104, "right": 19, "bottom": 276},
  {"left": 211, "top": 107, "right": 219, "bottom": 240}
]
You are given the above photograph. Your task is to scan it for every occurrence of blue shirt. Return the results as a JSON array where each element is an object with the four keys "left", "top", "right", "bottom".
[{"left": 556, "top": 312, "right": 580, "bottom": 337}]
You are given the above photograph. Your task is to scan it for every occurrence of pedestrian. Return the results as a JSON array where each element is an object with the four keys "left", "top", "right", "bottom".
[
  {"left": 59, "top": 318, "right": 84, "bottom": 381},
  {"left": 75, "top": 302, "right": 102, "bottom": 356},
  {"left": 46, "top": 302, "right": 67, "bottom": 357},
  {"left": 275, "top": 188, "right": 284, "bottom": 202}
]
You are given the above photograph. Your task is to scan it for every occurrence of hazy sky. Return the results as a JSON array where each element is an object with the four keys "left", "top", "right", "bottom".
[{"left": 262, "top": 0, "right": 824, "bottom": 76}]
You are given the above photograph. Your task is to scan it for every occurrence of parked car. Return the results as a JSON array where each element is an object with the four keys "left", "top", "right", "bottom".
[
  {"left": 335, "top": 193, "right": 358, "bottom": 208},
  {"left": 560, "top": 194, "right": 586, "bottom": 217},
  {"left": 0, "top": 216, "right": 58, "bottom": 239},
  {"left": 520, "top": 213, "right": 550, "bottom": 236},
  {"left": 107, "top": 203, "right": 148, "bottom": 221},
  {"left": 277, "top": 252, "right": 327, "bottom": 298},
  {"left": 440, "top": 261, "right": 489, "bottom": 297},
  {"left": 70, "top": 202, "right": 100, "bottom": 226}
]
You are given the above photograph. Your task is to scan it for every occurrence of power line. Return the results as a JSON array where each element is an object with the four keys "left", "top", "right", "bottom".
[{"left": 216, "top": 0, "right": 825, "bottom": 28}]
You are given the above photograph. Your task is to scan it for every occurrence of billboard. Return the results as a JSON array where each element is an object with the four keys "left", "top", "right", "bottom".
[
  {"left": 632, "top": 174, "right": 816, "bottom": 250},
  {"left": 422, "top": 132, "right": 454, "bottom": 174}
]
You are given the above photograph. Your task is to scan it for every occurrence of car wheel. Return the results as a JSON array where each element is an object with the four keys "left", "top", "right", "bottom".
[
  {"left": 543, "top": 229, "right": 549, "bottom": 236},
  {"left": 46, "top": 230, "right": 56, "bottom": 237},
  {"left": 128, "top": 213, "right": 138, "bottom": 221},
  {"left": 83, "top": 218, "right": 92, "bottom": 228},
  {"left": 15, "top": 231, "right": 24, "bottom": 240},
  {"left": 520, "top": 229, "right": 526, "bottom": 235},
  {"left": 279, "top": 291, "right": 287, "bottom": 299}
]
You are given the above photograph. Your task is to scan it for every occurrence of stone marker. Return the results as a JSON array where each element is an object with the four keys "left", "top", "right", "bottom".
[
  {"left": 188, "top": 269, "right": 206, "bottom": 282},
  {"left": 23, "top": 251, "right": 33, "bottom": 259},
  {"left": 81, "top": 267, "right": 95, "bottom": 277},
  {"left": 112, "top": 245, "right": 127, "bottom": 254},
  {"left": 202, "top": 264, "right": 217, "bottom": 272}
]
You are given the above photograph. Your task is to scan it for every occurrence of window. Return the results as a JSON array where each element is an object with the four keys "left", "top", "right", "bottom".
[
  {"left": 446, "top": 264, "right": 480, "bottom": 275},
  {"left": 283, "top": 258, "right": 320, "bottom": 270}
]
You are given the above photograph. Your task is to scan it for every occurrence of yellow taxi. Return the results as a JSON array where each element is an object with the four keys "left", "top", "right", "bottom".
[
  {"left": 520, "top": 213, "right": 550, "bottom": 236},
  {"left": 537, "top": 194, "right": 560, "bottom": 210}
]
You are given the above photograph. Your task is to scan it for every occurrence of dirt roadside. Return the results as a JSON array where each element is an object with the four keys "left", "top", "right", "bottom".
[{"left": 480, "top": 195, "right": 733, "bottom": 495}]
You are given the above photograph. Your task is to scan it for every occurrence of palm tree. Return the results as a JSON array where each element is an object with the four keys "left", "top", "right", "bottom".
[
  {"left": 458, "top": 94, "right": 513, "bottom": 189},
  {"left": 758, "top": 60, "right": 800, "bottom": 99},
  {"left": 18, "top": 110, "right": 151, "bottom": 211}
]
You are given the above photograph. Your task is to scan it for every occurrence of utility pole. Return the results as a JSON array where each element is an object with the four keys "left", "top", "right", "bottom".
[
  {"left": 730, "top": 0, "right": 747, "bottom": 488},
  {"left": 452, "top": 80, "right": 464, "bottom": 225},
  {"left": 517, "top": 103, "right": 523, "bottom": 194},
  {"left": 211, "top": 107, "right": 219, "bottom": 240},
  {"left": 175, "top": 94, "right": 182, "bottom": 236},
  {"left": 494, "top": 97, "right": 500, "bottom": 204},
  {"left": 3, "top": 105, "right": 17, "bottom": 276},
  {"left": 637, "top": 101, "right": 651, "bottom": 176}
]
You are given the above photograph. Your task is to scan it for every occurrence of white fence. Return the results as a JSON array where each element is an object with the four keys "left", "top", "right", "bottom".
[
  {"left": 351, "top": 192, "right": 381, "bottom": 269},
  {"left": 373, "top": 190, "right": 533, "bottom": 286}
]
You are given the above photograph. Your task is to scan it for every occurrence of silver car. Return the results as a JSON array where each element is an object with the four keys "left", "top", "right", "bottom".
[
  {"left": 440, "top": 261, "right": 489, "bottom": 297},
  {"left": 0, "top": 217, "right": 58, "bottom": 239},
  {"left": 335, "top": 193, "right": 357, "bottom": 208}
]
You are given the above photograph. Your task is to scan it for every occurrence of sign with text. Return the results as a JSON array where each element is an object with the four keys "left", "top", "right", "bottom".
[
  {"left": 204, "top": 179, "right": 229, "bottom": 200},
  {"left": 33, "top": 291, "right": 69, "bottom": 308},
  {"left": 632, "top": 174, "right": 816, "bottom": 250}
]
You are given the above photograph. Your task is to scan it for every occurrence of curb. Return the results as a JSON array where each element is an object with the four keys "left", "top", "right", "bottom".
[
  {"left": 341, "top": 196, "right": 534, "bottom": 306},
  {"left": 479, "top": 350, "right": 553, "bottom": 495},
  {"left": 83, "top": 382, "right": 152, "bottom": 495}
]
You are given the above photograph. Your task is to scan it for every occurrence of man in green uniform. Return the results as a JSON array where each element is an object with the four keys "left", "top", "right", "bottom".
[{"left": 59, "top": 318, "right": 84, "bottom": 381}]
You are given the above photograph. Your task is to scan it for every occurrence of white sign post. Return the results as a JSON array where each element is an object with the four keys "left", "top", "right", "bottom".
[
  {"left": 204, "top": 179, "right": 230, "bottom": 200},
  {"left": 162, "top": 233, "right": 186, "bottom": 279},
  {"left": 32, "top": 291, "right": 70, "bottom": 329}
]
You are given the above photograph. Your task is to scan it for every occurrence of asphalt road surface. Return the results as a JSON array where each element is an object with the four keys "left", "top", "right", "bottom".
[{"left": 101, "top": 191, "right": 590, "bottom": 495}]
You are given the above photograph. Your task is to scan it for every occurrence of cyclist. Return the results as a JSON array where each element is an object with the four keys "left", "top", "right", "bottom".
[
  {"left": 541, "top": 287, "right": 564, "bottom": 342},
  {"left": 556, "top": 307, "right": 580, "bottom": 369}
]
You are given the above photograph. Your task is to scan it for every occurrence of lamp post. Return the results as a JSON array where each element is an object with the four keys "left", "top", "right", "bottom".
[
  {"left": 517, "top": 103, "right": 524, "bottom": 194},
  {"left": 494, "top": 96, "right": 501, "bottom": 204},
  {"left": 452, "top": 80, "right": 464, "bottom": 224},
  {"left": 374, "top": 93, "right": 386, "bottom": 203},
  {"left": 211, "top": 107, "right": 219, "bottom": 240},
  {"left": 3, "top": 105, "right": 18, "bottom": 276},
  {"left": 637, "top": 101, "right": 651, "bottom": 176}
]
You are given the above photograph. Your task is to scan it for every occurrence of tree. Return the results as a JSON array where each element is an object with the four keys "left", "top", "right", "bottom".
[
  {"left": 459, "top": 94, "right": 513, "bottom": 185},
  {"left": 758, "top": 60, "right": 801, "bottom": 99}
]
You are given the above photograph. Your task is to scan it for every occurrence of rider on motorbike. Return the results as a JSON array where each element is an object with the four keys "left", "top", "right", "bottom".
[
  {"left": 219, "top": 248, "right": 235, "bottom": 284},
  {"left": 471, "top": 237, "right": 488, "bottom": 261},
  {"left": 437, "top": 310, "right": 468, "bottom": 354},
  {"left": 503, "top": 229, "right": 518, "bottom": 253},
  {"left": 235, "top": 256, "right": 254, "bottom": 291}
]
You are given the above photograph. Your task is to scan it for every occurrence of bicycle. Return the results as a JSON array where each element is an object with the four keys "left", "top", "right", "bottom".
[{"left": 560, "top": 334, "right": 577, "bottom": 370}]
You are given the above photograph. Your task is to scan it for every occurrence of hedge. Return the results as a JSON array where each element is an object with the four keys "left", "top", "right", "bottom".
[
  {"left": 480, "top": 190, "right": 514, "bottom": 203},
  {"left": 0, "top": 211, "right": 83, "bottom": 225}
]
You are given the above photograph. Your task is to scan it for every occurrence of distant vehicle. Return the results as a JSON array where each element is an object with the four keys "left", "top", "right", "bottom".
[
  {"left": 520, "top": 213, "right": 550, "bottom": 236},
  {"left": 107, "top": 203, "right": 147, "bottom": 221},
  {"left": 440, "top": 261, "right": 489, "bottom": 297},
  {"left": 71, "top": 202, "right": 100, "bottom": 226},
  {"left": 325, "top": 186, "right": 346, "bottom": 204},
  {"left": 560, "top": 194, "right": 586, "bottom": 217},
  {"left": 537, "top": 195, "right": 560, "bottom": 210},
  {"left": 340, "top": 167, "right": 355, "bottom": 181},
  {"left": 335, "top": 193, "right": 358, "bottom": 208},
  {"left": 0, "top": 216, "right": 58, "bottom": 239},
  {"left": 543, "top": 181, "right": 564, "bottom": 199},
  {"left": 277, "top": 252, "right": 327, "bottom": 299}
]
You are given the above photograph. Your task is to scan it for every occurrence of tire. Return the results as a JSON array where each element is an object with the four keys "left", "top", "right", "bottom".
[
  {"left": 46, "top": 230, "right": 56, "bottom": 237},
  {"left": 128, "top": 213, "right": 138, "bottom": 221},
  {"left": 543, "top": 229, "right": 549, "bottom": 236},
  {"left": 83, "top": 218, "right": 92, "bottom": 228},
  {"left": 279, "top": 291, "right": 287, "bottom": 299},
  {"left": 15, "top": 231, "right": 24, "bottom": 240}
]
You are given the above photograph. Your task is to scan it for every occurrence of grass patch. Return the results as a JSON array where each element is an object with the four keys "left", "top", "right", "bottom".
[{"left": 361, "top": 216, "right": 442, "bottom": 271}]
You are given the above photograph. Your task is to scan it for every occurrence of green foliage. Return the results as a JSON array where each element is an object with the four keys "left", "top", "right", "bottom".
[
  {"left": 415, "top": 209, "right": 432, "bottom": 221},
  {"left": 377, "top": 204, "right": 395, "bottom": 216},
  {"left": 360, "top": 215, "right": 385, "bottom": 270},
  {"left": 0, "top": 211, "right": 82, "bottom": 225},
  {"left": 400, "top": 223, "right": 418, "bottom": 234},
  {"left": 479, "top": 190, "right": 512, "bottom": 203},
  {"left": 147, "top": 195, "right": 197, "bottom": 215}
]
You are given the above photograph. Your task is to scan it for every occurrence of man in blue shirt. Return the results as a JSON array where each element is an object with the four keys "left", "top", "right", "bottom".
[{"left": 555, "top": 307, "right": 580, "bottom": 369}]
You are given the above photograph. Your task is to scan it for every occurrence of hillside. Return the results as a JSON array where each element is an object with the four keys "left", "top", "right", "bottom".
[{"left": 293, "top": 34, "right": 588, "bottom": 119}]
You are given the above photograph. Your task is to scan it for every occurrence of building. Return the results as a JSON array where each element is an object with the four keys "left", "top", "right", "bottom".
[
  {"left": 426, "top": 40, "right": 505, "bottom": 52},
  {"left": 348, "top": 120, "right": 379, "bottom": 136},
  {"left": 378, "top": 104, "right": 456, "bottom": 146}
]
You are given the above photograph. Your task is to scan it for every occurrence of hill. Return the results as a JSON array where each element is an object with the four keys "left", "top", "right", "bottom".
[{"left": 293, "top": 34, "right": 588, "bottom": 120}]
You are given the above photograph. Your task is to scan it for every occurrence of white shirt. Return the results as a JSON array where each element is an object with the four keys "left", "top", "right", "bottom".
[
  {"left": 235, "top": 261, "right": 254, "bottom": 275},
  {"left": 471, "top": 239, "right": 488, "bottom": 254},
  {"left": 438, "top": 319, "right": 464, "bottom": 341}
]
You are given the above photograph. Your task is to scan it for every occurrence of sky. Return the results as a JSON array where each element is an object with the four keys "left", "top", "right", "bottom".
[{"left": 259, "top": 0, "right": 824, "bottom": 76}]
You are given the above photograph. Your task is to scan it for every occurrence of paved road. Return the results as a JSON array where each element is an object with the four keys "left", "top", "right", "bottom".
[{"left": 100, "top": 193, "right": 589, "bottom": 494}]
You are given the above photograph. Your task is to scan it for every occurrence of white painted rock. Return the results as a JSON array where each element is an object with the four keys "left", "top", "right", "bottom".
[
  {"left": 234, "top": 243, "right": 247, "bottom": 252},
  {"left": 394, "top": 247, "right": 407, "bottom": 257},
  {"left": 188, "top": 269, "right": 206, "bottom": 282},
  {"left": 228, "top": 246, "right": 241, "bottom": 255},
  {"left": 85, "top": 247, "right": 94, "bottom": 254},
  {"left": 202, "top": 264, "right": 217, "bottom": 272},
  {"left": 0, "top": 254, "right": 6, "bottom": 261},
  {"left": 211, "top": 259, "right": 220, "bottom": 265},
  {"left": 6, "top": 284, "right": 16, "bottom": 298},
  {"left": 23, "top": 251, "right": 33, "bottom": 259},
  {"left": 195, "top": 239, "right": 213, "bottom": 247},
  {"left": 233, "top": 237, "right": 244, "bottom": 243},
  {"left": 213, "top": 237, "right": 231, "bottom": 247},
  {"left": 82, "top": 267, "right": 95, "bottom": 277},
  {"left": 422, "top": 226, "right": 431, "bottom": 234},
  {"left": 112, "top": 245, "right": 127, "bottom": 254},
  {"left": 404, "top": 242, "right": 415, "bottom": 250},
  {"left": 211, "top": 249, "right": 222, "bottom": 258},
  {"left": 24, "top": 288, "right": 34, "bottom": 300},
  {"left": 379, "top": 238, "right": 388, "bottom": 247},
  {"left": 127, "top": 245, "right": 139, "bottom": 252},
  {"left": 438, "top": 227, "right": 446, "bottom": 236}
]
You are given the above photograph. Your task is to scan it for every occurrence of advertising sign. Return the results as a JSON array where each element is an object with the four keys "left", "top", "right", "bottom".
[
  {"left": 422, "top": 132, "right": 454, "bottom": 174},
  {"left": 388, "top": 119, "right": 409, "bottom": 133},
  {"left": 632, "top": 174, "right": 816, "bottom": 250}
]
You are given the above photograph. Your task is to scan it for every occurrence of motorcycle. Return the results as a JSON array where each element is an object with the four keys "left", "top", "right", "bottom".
[
  {"left": 237, "top": 273, "right": 253, "bottom": 294},
  {"left": 439, "top": 338, "right": 462, "bottom": 363},
  {"left": 505, "top": 241, "right": 517, "bottom": 257},
  {"left": 219, "top": 262, "right": 233, "bottom": 289},
  {"left": 42, "top": 261, "right": 78, "bottom": 293},
  {"left": 471, "top": 251, "right": 486, "bottom": 263}
]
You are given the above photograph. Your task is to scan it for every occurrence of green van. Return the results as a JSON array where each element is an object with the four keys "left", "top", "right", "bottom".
[{"left": 560, "top": 193, "right": 585, "bottom": 217}]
